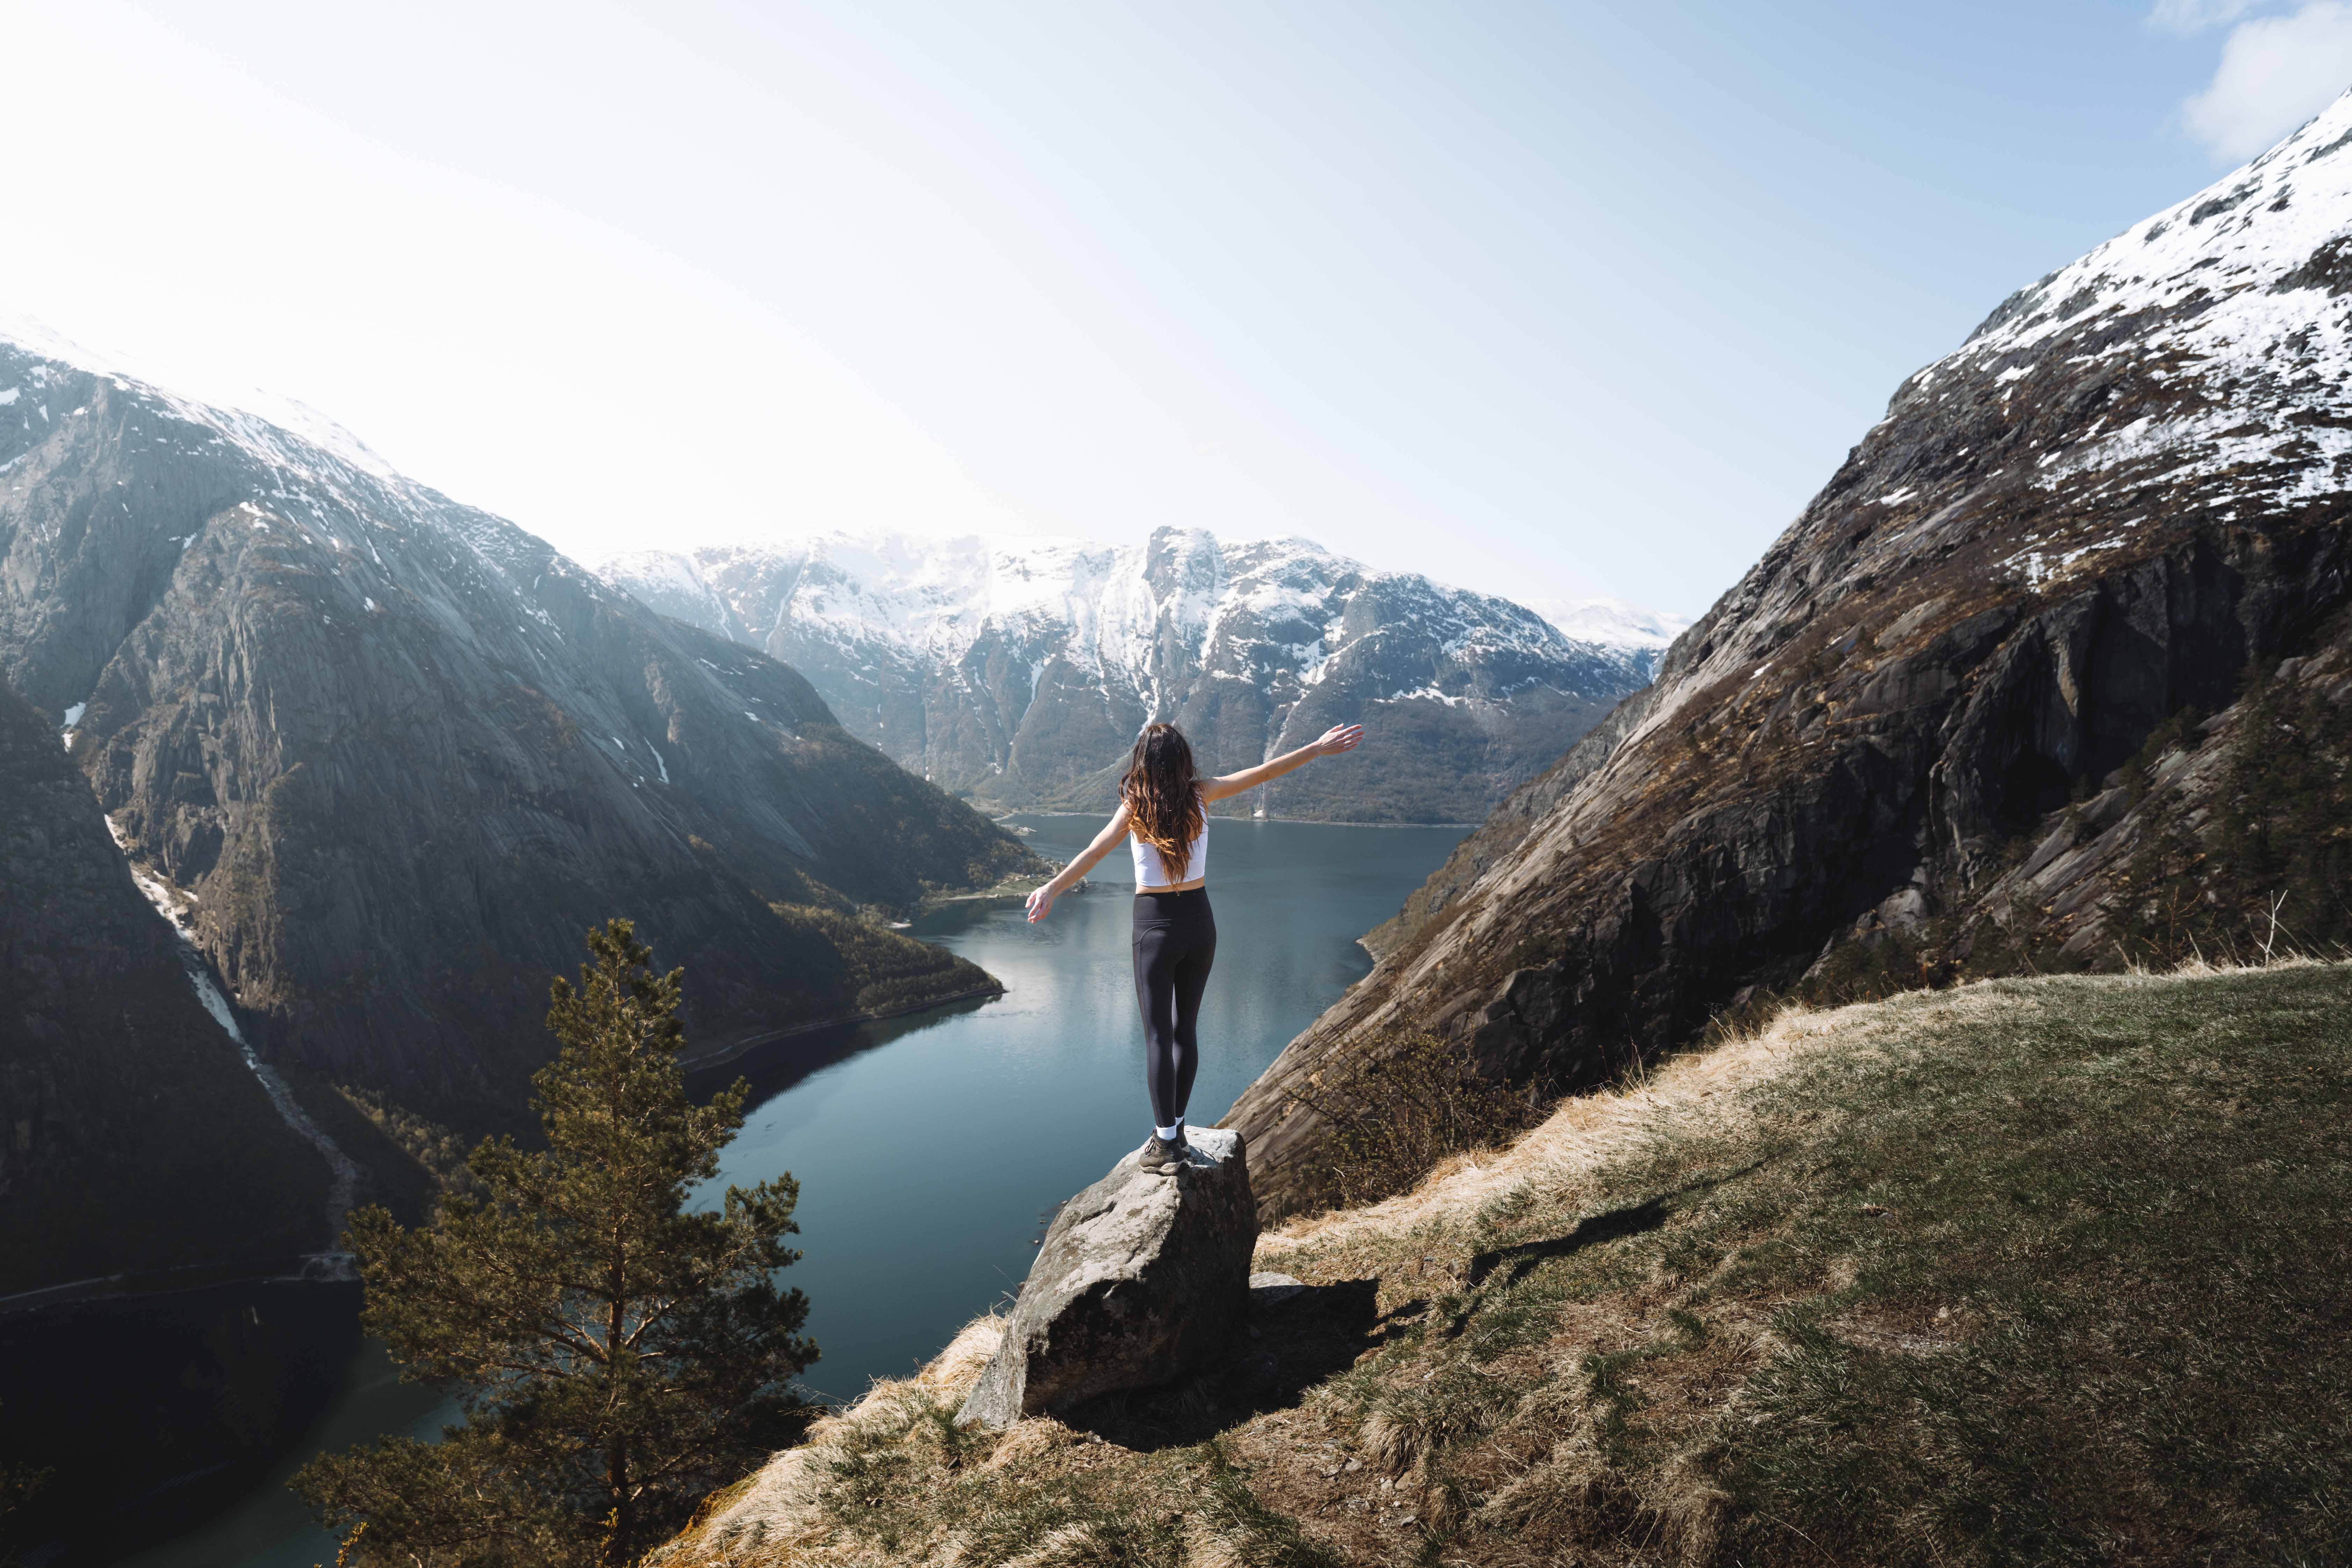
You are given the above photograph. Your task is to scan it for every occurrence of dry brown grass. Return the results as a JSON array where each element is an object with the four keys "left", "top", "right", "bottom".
[
  {"left": 655, "top": 1317, "right": 1007, "bottom": 1565},
  {"left": 653, "top": 986, "right": 1926, "bottom": 1568},
  {"left": 1279, "top": 1011, "right": 1822, "bottom": 1241},
  {"left": 655, "top": 963, "right": 2352, "bottom": 1568}
]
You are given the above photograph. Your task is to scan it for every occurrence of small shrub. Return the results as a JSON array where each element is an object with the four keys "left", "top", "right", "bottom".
[
  {"left": 1286, "top": 1032, "right": 1545, "bottom": 1211},
  {"left": 2119, "top": 702, "right": 2205, "bottom": 803},
  {"left": 2210, "top": 660, "right": 2352, "bottom": 951}
]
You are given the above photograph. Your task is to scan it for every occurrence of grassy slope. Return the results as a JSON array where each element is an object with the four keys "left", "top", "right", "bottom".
[{"left": 660, "top": 963, "right": 2352, "bottom": 1568}]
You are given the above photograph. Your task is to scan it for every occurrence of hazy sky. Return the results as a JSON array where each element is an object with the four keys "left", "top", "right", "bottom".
[{"left": 3, "top": 2, "right": 2345, "bottom": 619}]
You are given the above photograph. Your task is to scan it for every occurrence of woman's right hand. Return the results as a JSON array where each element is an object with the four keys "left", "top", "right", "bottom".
[
  {"left": 1025, "top": 885, "right": 1058, "bottom": 923},
  {"left": 1314, "top": 724, "right": 1364, "bottom": 757}
]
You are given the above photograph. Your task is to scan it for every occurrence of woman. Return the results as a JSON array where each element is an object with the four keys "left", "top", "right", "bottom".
[{"left": 1024, "top": 720, "right": 1365, "bottom": 1174}]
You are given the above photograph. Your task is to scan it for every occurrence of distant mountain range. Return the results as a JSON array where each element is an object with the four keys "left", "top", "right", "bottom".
[
  {"left": 1230, "top": 90, "right": 2352, "bottom": 1211},
  {"left": 1521, "top": 597, "right": 1690, "bottom": 677},
  {"left": 603, "top": 532, "right": 1672, "bottom": 824},
  {"left": 0, "top": 327, "right": 1047, "bottom": 1289}
]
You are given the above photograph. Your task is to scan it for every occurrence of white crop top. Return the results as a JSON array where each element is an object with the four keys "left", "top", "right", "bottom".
[{"left": 1130, "top": 808, "right": 1208, "bottom": 889}]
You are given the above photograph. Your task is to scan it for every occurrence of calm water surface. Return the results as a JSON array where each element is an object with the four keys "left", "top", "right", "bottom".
[{"left": 75, "top": 815, "right": 1463, "bottom": 1566}]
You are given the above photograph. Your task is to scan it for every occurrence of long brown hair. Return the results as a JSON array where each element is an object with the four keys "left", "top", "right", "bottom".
[{"left": 1122, "top": 723, "right": 1205, "bottom": 880}]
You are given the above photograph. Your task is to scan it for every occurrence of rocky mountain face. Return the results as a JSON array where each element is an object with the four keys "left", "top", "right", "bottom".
[
  {"left": 0, "top": 669, "right": 330, "bottom": 1295},
  {"left": 0, "top": 332, "right": 1047, "bottom": 1138},
  {"left": 1900, "top": 609, "right": 2352, "bottom": 976},
  {"left": 1231, "top": 94, "right": 2352, "bottom": 1212},
  {"left": 602, "top": 531, "right": 1655, "bottom": 824}
]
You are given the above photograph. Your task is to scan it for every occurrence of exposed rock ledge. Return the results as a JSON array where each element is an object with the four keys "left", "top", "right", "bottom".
[{"left": 958, "top": 1127, "right": 1258, "bottom": 1430}]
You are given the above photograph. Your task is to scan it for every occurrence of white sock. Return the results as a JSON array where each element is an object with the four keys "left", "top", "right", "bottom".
[{"left": 1154, "top": 1123, "right": 1181, "bottom": 1141}]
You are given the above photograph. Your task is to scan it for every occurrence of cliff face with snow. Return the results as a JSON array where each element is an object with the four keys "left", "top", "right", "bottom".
[
  {"left": 603, "top": 531, "right": 1654, "bottom": 824},
  {"left": 1228, "top": 94, "right": 2352, "bottom": 1211},
  {"left": 0, "top": 331, "right": 1044, "bottom": 1140}
]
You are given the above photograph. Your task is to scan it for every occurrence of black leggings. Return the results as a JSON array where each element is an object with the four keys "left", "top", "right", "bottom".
[{"left": 1132, "top": 888, "right": 1216, "bottom": 1127}]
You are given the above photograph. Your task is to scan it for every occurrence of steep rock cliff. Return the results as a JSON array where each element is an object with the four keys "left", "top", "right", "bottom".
[
  {"left": 1837, "top": 605, "right": 2352, "bottom": 982},
  {"left": 1230, "top": 94, "right": 2352, "bottom": 1211},
  {"left": 0, "top": 670, "right": 330, "bottom": 1294},
  {"left": 603, "top": 531, "right": 1655, "bottom": 823},
  {"left": 0, "top": 332, "right": 1047, "bottom": 1131}
]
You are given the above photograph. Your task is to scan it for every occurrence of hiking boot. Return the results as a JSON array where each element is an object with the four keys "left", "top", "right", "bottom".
[{"left": 1137, "top": 1134, "right": 1183, "bottom": 1174}]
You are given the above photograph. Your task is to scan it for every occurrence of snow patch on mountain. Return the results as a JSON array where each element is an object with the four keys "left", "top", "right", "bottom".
[
  {"left": 1525, "top": 597, "right": 1692, "bottom": 666},
  {"left": 0, "top": 314, "right": 640, "bottom": 709},
  {"left": 1902, "top": 88, "right": 2352, "bottom": 521},
  {"left": 0, "top": 309, "right": 402, "bottom": 483},
  {"left": 602, "top": 529, "right": 1668, "bottom": 819},
  {"left": 607, "top": 531, "right": 1667, "bottom": 689}
]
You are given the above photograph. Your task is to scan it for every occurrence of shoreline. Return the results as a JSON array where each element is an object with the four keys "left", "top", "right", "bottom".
[
  {"left": 913, "top": 887, "right": 1034, "bottom": 914},
  {"left": 8, "top": 980, "right": 1015, "bottom": 1316},
  {"left": 0, "top": 1251, "right": 355, "bottom": 1318},
  {"left": 677, "top": 981, "right": 1007, "bottom": 1075},
  {"left": 3, "top": 981, "right": 1012, "bottom": 1316}
]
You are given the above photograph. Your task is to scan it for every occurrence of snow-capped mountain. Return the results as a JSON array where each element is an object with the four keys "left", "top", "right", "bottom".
[
  {"left": 0, "top": 324, "right": 1041, "bottom": 1153},
  {"left": 1228, "top": 92, "right": 2352, "bottom": 1206},
  {"left": 1524, "top": 597, "right": 1691, "bottom": 675},
  {"left": 602, "top": 530, "right": 1660, "bottom": 823}
]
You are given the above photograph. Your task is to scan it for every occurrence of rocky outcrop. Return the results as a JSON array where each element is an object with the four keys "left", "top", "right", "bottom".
[
  {"left": 603, "top": 531, "right": 1657, "bottom": 824},
  {"left": 1230, "top": 92, "right": 2352, "bottom": 1215},
  {"left": 1360, "top": 680, "right": 1669, "bottom": 962},
  {"left": 0, "top": 668, "right": 330, "bottom": 1295},
  {"left": 0, "top": 333, "right": 1050, "bottom": 1133},
  {"left": 1902, "top": 606, "right": 2352, "bottom": 973},
  {"left": 957, "top": 1127, "right": 1258, "bottom": 1429}
]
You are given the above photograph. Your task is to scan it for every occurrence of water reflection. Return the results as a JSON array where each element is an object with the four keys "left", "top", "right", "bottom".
[{"left": 685, "top": 995, "right": 997, "bottom": 1129}]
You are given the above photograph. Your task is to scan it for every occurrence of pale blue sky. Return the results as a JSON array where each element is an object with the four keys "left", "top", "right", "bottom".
[{"left": 2, "top": 1, "right": 2344, "bottom": 618}]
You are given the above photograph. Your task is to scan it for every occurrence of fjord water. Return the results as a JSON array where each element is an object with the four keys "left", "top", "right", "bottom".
[
  {"left": 96, "top": 815, "right": 1462, "bottom": 1566},
  {"left": 703, "top": 815, "right": 1467, "bottom": 1403}
]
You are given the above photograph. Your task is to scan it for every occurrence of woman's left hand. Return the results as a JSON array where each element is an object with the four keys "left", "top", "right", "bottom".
[
  {"left": 1315, "top": 724, "right": 1364, "bottom": 756},
  {"left": 1025, "top": 885, "right": 1058, "bottom": 923}
]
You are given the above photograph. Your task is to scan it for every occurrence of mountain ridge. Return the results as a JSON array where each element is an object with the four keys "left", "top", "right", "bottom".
[
  {"left": 0, "top": 329, "right": 1047, "bottom": 1139},
  {"left": 601, "top": 529, "right": 1660, "bottom": 824}
]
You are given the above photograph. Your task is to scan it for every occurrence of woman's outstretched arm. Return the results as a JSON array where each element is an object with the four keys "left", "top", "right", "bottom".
[
  {"left": 1200, "top": 724, "right": 1364, "bottom": 802},
  {"left": 1025, "top": 801, "right": 1132, "bottom": 923}
]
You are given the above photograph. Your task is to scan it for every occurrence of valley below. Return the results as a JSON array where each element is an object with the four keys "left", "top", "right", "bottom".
[{"left": 0, "top": 817, "right": 1466, "bottom": 1568}]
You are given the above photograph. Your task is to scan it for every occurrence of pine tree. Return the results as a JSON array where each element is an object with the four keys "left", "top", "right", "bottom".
[{"left": 295, "top": 920, "right": 816, "bottom": 1568}]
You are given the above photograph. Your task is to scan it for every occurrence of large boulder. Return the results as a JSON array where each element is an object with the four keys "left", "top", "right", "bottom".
[{"left": 957, "top": 1126, "right": 1258, "bottom": 1429}]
